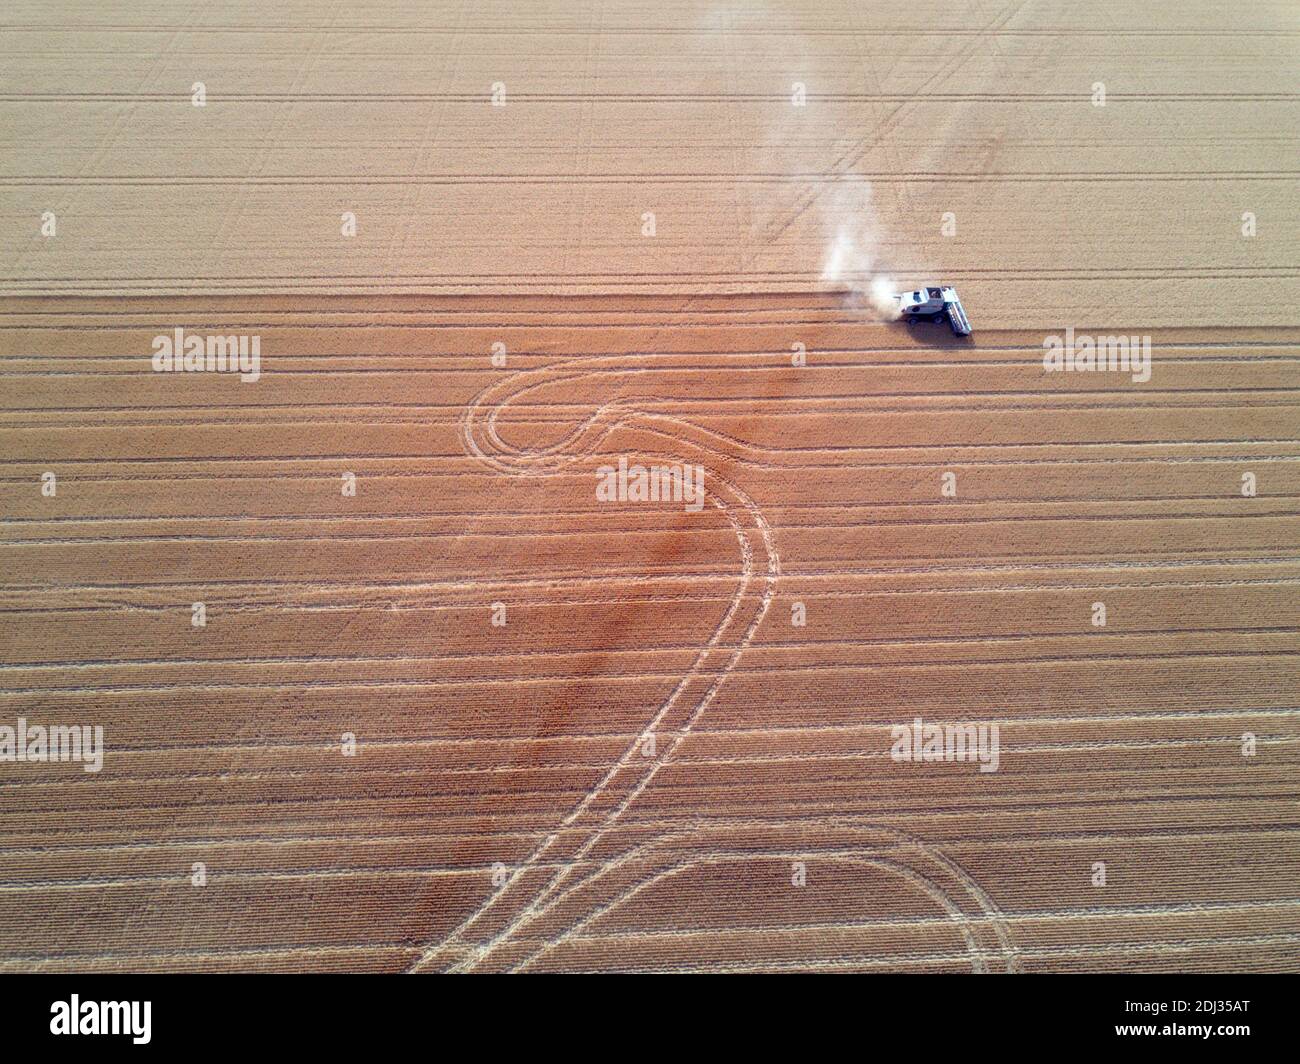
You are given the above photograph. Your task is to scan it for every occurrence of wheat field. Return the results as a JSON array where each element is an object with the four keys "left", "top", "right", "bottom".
[{"left": 1, "top": 1, "right": 1297, "bottom": 973}]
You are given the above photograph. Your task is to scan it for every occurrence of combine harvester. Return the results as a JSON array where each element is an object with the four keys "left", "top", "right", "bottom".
[{"left": 895, "top": 286, "right": 972, "bottom": 336}]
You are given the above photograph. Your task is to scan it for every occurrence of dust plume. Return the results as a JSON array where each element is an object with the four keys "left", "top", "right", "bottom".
[{"left": 816, "top": 181, "right": 901, "bottom": 319}]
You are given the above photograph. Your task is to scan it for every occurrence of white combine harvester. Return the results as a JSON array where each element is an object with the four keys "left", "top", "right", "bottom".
[{"left": 894, "top": 286, "right": 972, "bottom": 336}]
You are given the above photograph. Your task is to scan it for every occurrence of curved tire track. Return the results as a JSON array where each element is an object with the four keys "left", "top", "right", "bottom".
[{"left": 409, "top": 348, "right": 1015, "bottom": 973}]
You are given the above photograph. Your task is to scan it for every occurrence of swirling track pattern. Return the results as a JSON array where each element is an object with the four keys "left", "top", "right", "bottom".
[{"left": 409, "top": 349, "right": 1017, "bottom": 973}]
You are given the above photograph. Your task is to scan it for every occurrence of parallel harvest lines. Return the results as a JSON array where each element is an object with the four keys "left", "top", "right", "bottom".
[{"left": 1, "top": 294, "right": 1297, "bottom": 972}]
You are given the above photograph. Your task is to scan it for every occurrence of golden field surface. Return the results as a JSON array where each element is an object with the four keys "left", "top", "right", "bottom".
[{"left": 0, "top": 1, "right": 1298, "bottom": 973}]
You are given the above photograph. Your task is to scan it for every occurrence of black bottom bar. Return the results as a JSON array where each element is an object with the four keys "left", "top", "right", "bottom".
[{"left": 3, "top": 973, "right": 1288, "bottom": 1053}]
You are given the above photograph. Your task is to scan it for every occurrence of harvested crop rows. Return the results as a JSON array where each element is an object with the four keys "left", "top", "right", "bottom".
[{"left": 1, "top": 295, "right": 1297, "bottom": 971}]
